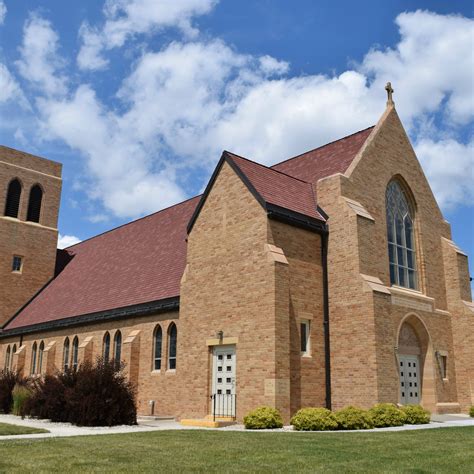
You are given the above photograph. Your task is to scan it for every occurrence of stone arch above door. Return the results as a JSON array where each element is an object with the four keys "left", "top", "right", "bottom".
[{"left": 396, "top": 313, "right": 436, "bottom": 411}]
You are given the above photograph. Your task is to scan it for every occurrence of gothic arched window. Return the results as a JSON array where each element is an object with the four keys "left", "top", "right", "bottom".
[
  {"left": 63, "top": 337, "right": 70, "bottom": 370},
  {"left": 103, "top": 332, "right": 111, "bottom": 361},
  {"left": 4, "top": 179, "right": 22, "bottom": 218},
  {"left": 72, "top": 336, "right": 79, "bottom": 370},
  {"left": 386, "top": 180, "right": 417, "bottom": 289},
  {"left": 38, "top": 341, "right": 45, "bottom": 374},
  {"left": 154, "top": 325, "right": 162, "bottom": 371},
  {"left": 26, "top": 185, "right": 43, "bottom": 223},
  {"left": 31, "top": 342, "right": 37, "bottom": 374},
  {"left": 113, "top": 331, "right": 122, "bottom": 369},
  {"left": 4, "top": 346, "right": 11, "bottom": 370},
  {"left": 168, "top": 323, "right": 177, "bottom": 370}
]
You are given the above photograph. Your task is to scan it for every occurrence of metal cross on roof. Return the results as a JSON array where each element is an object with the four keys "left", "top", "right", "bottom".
[{"left": 385, "top": 82, "right": 394, "bottom": 106}]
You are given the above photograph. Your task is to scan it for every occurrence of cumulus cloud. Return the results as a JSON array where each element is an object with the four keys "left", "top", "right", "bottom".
[
  {"left": 0, "top": 63, "right": 23, "bottom": 103},
  {"left": 16, "top": 14, "right": 67, "bottom": 96},
  {"left": 58, "top": 234, "right": 82, "bottom": 249},
  {"left": 0, "top": 1, "right": 6, "bottom": 25},
  {"left": 10, "top": 9, "right": 474, "bottom": 217},
  {"left": 77, "top": 0, "right": 218, "bottom": 70}
]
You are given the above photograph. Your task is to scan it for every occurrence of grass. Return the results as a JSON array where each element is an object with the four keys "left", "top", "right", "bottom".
[
  {"left": 0, "top": 427, "right": 472, "bottom": 472},
  {"left": 0, "top": 422, "right": 49, "bottom": 436}
]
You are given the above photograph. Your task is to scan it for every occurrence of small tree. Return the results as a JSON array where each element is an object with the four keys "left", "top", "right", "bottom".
[{"left": 0, "top": 369, "right": 25, "bottom": 414}]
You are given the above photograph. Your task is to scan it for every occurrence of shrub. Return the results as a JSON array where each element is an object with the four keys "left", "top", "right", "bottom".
[
  {"left": 24, "top": 370, "right": 78, "bottom": 422},
  {"left": 335, "top": 406, "right": 374, "bottom": 430},
  {"left": 469, "top": 406, "right": 474, "bottom": 418},
  {"left": 291, "top": 408, "right": 338, "bottom": 431},
  {"left": 12, "top": 384, "right": 32, "bottom": 417},
  {"left": 243, "top": 407, "right": 283, "bottom": 429},
  {"left": 0, "top": 369, "right": 23, "bottom": 414},
  {"left": 369, "top": 403, "right": 406, "bottom": 428},
  {"left": 25, "top": 358, "right": 136, "bottom": 427},
  {"left": 400, "top": 405, "right": 430, "bottom": 425}
]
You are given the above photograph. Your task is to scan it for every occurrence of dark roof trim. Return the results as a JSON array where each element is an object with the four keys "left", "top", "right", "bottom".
[
  {"left": 187, "top": 151, "right": 267, "bottom": 234},
  {"left": 0, "top": 297, "right": 179, "bottom": 338},
  {"left": 267, "top": 203, "right": 328, "bottom": 234}
]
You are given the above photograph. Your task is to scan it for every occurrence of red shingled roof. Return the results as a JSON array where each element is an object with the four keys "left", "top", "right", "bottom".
[
  {"left": 226, "top": 152, "right": 325, "bottom": 222},
  {"left": 272, "top": 127, "right": 374, "bottom": 186},
  {"left": 4, "top": 196, "right": 200, "bottom": 330},
  {"left": 4, "top": 126, "right": 373, "bottom": 332}
]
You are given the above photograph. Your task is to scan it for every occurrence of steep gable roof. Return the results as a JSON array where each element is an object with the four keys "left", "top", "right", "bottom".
[
  {"left": 187, "top": 151, "right": 326, "bottom": 234},
  {"left": 272, "top": 127, "right": 374, "bottom": 186},
  {"left": 3, "top": 196, "right": 200, "bottom": 332}
]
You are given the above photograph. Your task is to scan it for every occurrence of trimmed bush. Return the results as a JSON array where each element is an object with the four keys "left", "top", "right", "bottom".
[
  {"left": 0, "top": 369, "right": 24, "bottom": 414},
  {"left": 291, "top": 408, "right": 338, "bottom": 431},
  {"left": 335, "top": 406, "right": 374, "bottom": 430},
  {"left": 400, "top": 405, "right": 430, "bottom": 425},
  {"left": 12, "top": 384, "right": 32, "bottom": 417},
  {"left": 469, "top": 406, "right": 474, "bottom": 418},
  {"left": 243, "top": 407, "right": 283, "bottom": 430},
  {"left": 369, "top": 403, "right": 406, "bottom": 428}
]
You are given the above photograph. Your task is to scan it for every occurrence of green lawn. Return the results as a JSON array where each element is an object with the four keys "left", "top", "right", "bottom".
[
  {"left": 0, "top": 422, "right": 49, "bottom": 436},
  {"left": 0, "top": 427, "right": 473, "bottom": 472}
]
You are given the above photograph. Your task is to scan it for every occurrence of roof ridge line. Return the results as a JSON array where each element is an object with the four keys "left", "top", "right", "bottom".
[
  {"left": 271, "top": 125, "right": 375, "bottom": 168},
  {"left": 224, "top": 150, "right": 313, "bottom": 185},
  {"left": 64, "top": 194, "right": 202, "bottom": 251}
]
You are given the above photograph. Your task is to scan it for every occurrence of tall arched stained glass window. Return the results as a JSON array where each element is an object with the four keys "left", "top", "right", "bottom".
[
  {"left": 4, "top": 346, "right": 10, "bottom": 370},
  {"left": 168, "top": 324, "right": 177, "bottom": 370},
  {"left": 63, "top": 337, "right": 70, "bottom": 370},
  {"left": 386, "top": 180, "right": 417, "bottom": 289},
  {"left": 38, "top": 341, "right": 45, "bottom": 374},
  {"left": 31, "top": 342, "right": 37, "bottom": 374},
  {"left": 72, "top": 337, "right": 79, "bottom": 370},
  {"left": 113, "top": 331, "right": 122, "bottom": 369},
  {"left": 103, "top": 332, "right": 111, "bottom": 361},
  {"left": 154, "top": 325, "right": 162, "bottom": 371}
]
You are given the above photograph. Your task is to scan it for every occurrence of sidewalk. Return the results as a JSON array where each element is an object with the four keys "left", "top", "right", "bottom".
[{"left": 0, "top": 413, "right": 473, "bottom": 440}]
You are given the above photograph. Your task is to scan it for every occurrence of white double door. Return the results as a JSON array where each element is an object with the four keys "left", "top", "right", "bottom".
[
  {"left": 212, "top": 345, "right": 236, "bottom": 417},
  {"left": 399, "top": 355, "right": 421, "bottom": 405}
]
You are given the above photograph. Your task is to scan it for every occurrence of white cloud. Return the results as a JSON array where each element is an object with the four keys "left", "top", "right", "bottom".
[
  {"left": 0, "top": 1, "right": 6, "bottom": 25},
  {"left": 58, "top": 234, "right": 81, "bottom": 249},
  {"left": 24, "top": 9, "right": 474, "bottom": 217},
  {"left": 77, "top": 0, "right": 218, "bottom": 70},
  {"left": 16, "top": 14, "right": 67, "bottom": 96},
  {"left": 415, "top": 138, "right": 474, "bottom": 210},
  {"left": 0, "top": 63, "right": 23, "bottom": 103}
]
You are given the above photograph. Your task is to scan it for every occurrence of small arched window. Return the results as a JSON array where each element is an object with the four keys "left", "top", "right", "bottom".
[
  {"left": 26, "top": 185, "right": 43, "bottom": 223},
  {"left": 113, "top": 331, "right": 122, "bottom": 368},
  {"left": 4, "top": 346, "right": 11, "bottom": 370},
  {"left": 31, "top": 342, "right": 37, "bottom": 374},
  {"left": 38, "top": 341, "right": 45, "bottom": 374},
  {"left": 154, "top": 325, "right": 162, "bottom": 370},
  {"left": 72, "top": 337, "right": 79, "bottom": 370},
  {"left": 63, "top": 337, "right": 70, "bottom": 370},
  {"left": 386, "top": 180, "right": 417, "bottom": 289},
  {"left": 4, "top": 179, "right": 22, "bottom": 218},
  {"left": 168, "top": 323, "right": 177, "bottom": 370},
  {"left": 103, "top": 332, "right": 111, "bottom": 361}
]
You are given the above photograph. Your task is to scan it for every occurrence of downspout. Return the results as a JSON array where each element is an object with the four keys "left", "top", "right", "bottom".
[{"left": 321, "top": 231, "right": 332, "bottom": 410}]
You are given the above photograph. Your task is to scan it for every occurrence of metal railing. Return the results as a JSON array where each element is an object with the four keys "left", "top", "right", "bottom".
[{"left": 211, "top": 393, "right": 236, "bottom": 421}]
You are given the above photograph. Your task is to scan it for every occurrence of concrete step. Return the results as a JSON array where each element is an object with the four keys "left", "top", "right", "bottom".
[
  {"left": 137, "top": 415, "right": 175, "bottom": 421},
  {"left": 180, "top": 418, "right": 236, "bottom": 428}
]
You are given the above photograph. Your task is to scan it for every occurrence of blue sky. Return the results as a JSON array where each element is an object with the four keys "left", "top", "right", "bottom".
[{"left": 0, "top": 0, "right": 472, "bottom": 283}]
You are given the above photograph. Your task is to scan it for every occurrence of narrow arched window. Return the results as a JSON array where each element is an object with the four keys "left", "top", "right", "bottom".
[
  {"left": 4, "top": 179, "right": 22, "bottom": 218},
  {"left": 38, "top": 341, "right": 45, "bottom": 374},
  {"left": 154, "top": 325, "right": 162, "bottom": 370},
  {"left": 72, "top": 337, "right": 79, "bottom": 370},
  {"left": 113, "top": 331, "right": 122, "bottom": 369},
  {"left": 31, "top": 342, "right": 37, "bottom": 374},
  {"left": 63, "top": 337, "right": 70, "bottom": 370},
  {"left": 26, "top": 185, "right": 43, "bottom": 223},
  {"left": 4, "top": 346, "right": 10, "bottom": 370},
  {"left": 103, "top": 332, "right": 111, "bottom": 361},
  {"left": 386, "top": 180, "right": 417, "bottom": 289},
  {"left": 168, "top": 323, "right": 177, "bottom": 370}
]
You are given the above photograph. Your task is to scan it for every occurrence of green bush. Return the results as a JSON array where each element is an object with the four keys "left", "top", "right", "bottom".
[
  {"left": 12, "top": 384, "right": 32, "bottom": 417},
  {"left": 400, "top": 405, "right": 430, "bottom": 424},
  {"left": 291, "top": 408, "right": 338, "bottom": 431},
  {"left": 243, "top": 407, "right": 283, "bottom": 429},
  {"left": 335, "top": 406, "right": 374, "bottom": 430},
  {"left": 469, "top": 406, "right": 474, "bottom": 418},
  {"left": 369, "top": 403, "right": 406, "bottom": 428}
]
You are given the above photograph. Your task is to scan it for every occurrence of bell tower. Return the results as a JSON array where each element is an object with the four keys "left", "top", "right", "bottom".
[{"left": 0, "top": 145, "right": 62, "bottom": 327}]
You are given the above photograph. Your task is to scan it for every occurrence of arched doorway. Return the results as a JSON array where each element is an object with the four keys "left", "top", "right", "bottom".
[{"left": 396, "top": 314, "right": 435, "bottom": 408}]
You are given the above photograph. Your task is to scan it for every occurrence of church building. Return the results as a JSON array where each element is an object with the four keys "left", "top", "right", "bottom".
[{"left": 0, "top": 87, "right": 472, "bottom": 423}]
